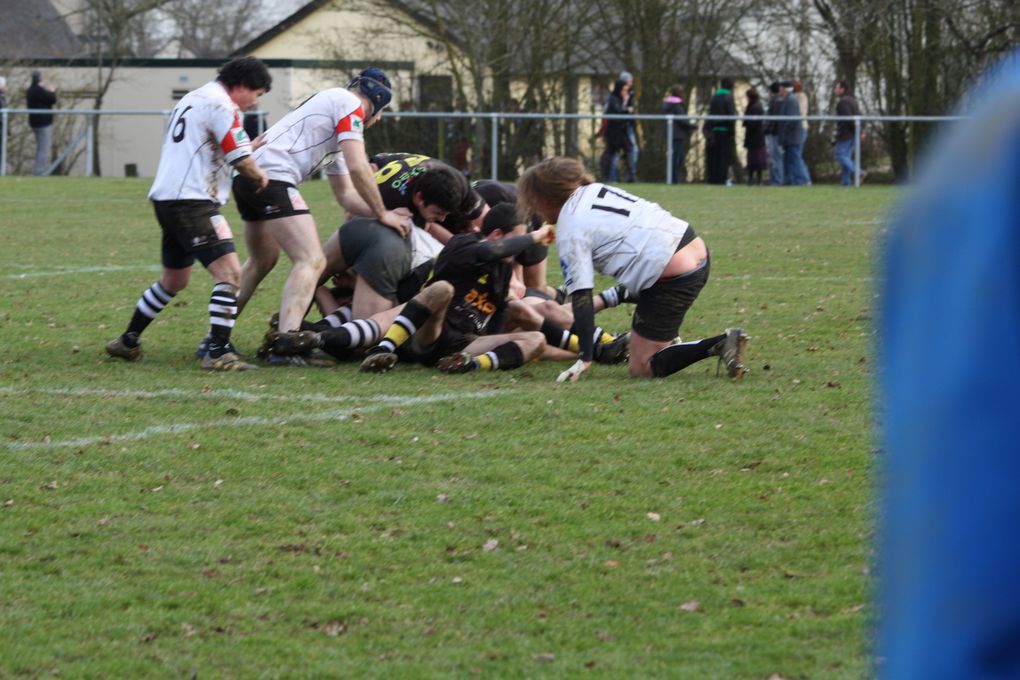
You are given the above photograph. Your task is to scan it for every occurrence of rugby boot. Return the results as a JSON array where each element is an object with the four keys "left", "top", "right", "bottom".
[
  {"left": 201, "top": 351, "right": 257, "bottom": 371},
  {"left": 106, "top": 334, "right": 143, "bottom": 362},
  {"left": 359, "top": 351, "right": 398, "bottom": 373},
  {"left": 437, "top": 351, "right": 478, "bottom": 374},
  {"left": 593, "top": 331, "right": 631, "bottom": 365},
  {"left": 269, "top": 329, "right": 321, "bottom": 356},
  {"left": 709, "top": 328, "right": 749, "bottom": 380}
]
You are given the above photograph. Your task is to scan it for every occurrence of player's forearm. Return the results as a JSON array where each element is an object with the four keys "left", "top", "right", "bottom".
[
  {"left": 328, "top": 173, "right": 373, "bottom": 216},
  {"left": 475, "top": 234, "right": 540, "bottom": 262},
  {"left": 348, "top": 160, "right": 388, "bottom": 219},
  {"left": 570, "top": 289, "right": 596, "bottom": 361},
  {"left": 233, "top": 156, "right": 263, "bottom": 181}
]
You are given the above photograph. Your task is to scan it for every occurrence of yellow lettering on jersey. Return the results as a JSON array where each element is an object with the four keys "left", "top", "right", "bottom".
[{"left": 374, "top": 154, "right": 430, "bottom": 184}]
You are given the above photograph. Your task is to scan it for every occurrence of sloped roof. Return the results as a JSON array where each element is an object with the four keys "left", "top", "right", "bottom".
[{"left": 0, "top": 0, "right": 82, "bottom": 60}]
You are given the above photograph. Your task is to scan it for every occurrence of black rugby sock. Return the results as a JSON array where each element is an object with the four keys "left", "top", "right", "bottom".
[
  {"left": 125, "top": 281, "right": 175, "bottom": 342},
  {"left": 649, "top": 334, "right": 725, "bottom": 378},
  {"left": 207, "top": 283, "right": 238, "bottom": 358}
]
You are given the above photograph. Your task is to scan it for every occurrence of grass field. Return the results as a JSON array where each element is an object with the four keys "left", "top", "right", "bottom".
[{"left": 0, "top": 177, "right": 892, "bottom": 678}]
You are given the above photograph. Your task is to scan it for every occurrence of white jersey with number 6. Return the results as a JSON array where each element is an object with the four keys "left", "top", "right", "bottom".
[
  {"left": 254, "top": 88, "right": 366, "bottom": 186},
  {"left": 556, "top": 183, "right": 691, "bottom": 294},
  {"left": 148, "top": 80, "right": 251, "bottom": 204}
]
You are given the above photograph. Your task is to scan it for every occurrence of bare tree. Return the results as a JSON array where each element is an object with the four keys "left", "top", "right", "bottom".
[
  {"left": 63, "top": 0, "right": 173, "bottom": 175},
  {"left": 161, "top": 0, "right": 276, "bottom": 58}
]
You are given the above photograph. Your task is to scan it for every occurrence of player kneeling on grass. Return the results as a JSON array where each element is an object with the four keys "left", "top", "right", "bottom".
[
  {"left": 105, "top": 56, "right": 272, "bottom": 371},
  {"left": 516, "top": 157, "right": 748, "bottom": 382}
]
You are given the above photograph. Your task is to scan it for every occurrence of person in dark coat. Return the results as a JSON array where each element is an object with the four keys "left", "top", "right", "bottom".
[
  {"left": 706, "top": 78, "right": 736, "bottom": 184},
  {"left": 26, "top": 71, "right": 58, "bottom": 175},
  {"left": 661, "top": 84, "right": 694, "bottom": 183},
  {"left": 598, "top": 78, "right": 634, "bottom": 182},
  {"left": 743, "top": 87, "right": 767, "bottom": 185}
]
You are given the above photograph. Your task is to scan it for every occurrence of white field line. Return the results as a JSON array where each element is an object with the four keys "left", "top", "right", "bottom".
[
  {"left": 3, "top": 264, "right": 160, "bottom": 279},
  {"left": 4, "top": 389, "right": 502, "bottom": 451},
  {"left": 0, "top": 384, "right": 477, "bottom": 405}
]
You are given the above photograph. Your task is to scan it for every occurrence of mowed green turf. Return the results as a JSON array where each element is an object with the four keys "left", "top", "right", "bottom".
[{"left": 0, "top": 176, "right": 891, "bottom": 678}]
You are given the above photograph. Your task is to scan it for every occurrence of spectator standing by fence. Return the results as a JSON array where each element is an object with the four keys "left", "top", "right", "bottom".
[
  {"left": 706, "top": 78, "right": 736, "bottom": 185},
  {"left": 834, "top": 80, "right": 865, "bottom": 185},
  {"left": 662, "top": 84, "right": 693, "bottom": 183},
  {"left": 789, "top": 79, "right": 812, "bottom": 185},
  {"left": 26, "top": 71, "right": 57, "bottom": 176},
  {"left": 765, "top": 82, "right": 785, "bottom": 185},
  {"left": 619, "top": 71, "right": 639, "bottom": 182},
  {"left": 599, "top": 77, "right": 635, "bottom": 183},
  {"left": 0, "top": 76, "right": 8, "bottom": 165},
  {"left": 743, "top": 87, "right": 767, "bottom": 185},
  {"left": 779, "top": 81, "right": 808, "bottom": 185}
]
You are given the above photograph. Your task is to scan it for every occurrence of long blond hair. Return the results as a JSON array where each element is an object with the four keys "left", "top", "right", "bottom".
[{"left": 516, "top": 157, "right": 594, "bottom": 223}]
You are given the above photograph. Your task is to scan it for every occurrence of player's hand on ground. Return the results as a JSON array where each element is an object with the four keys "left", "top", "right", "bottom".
[
  {"left": 533, "top": 223, "right": 556, "bottom": 245},
  {"left": 379, "top": 209, "right": 412, "bottom": 237},
  {"left": 556, "top": 359, "right": 590, "bottom": 382}
]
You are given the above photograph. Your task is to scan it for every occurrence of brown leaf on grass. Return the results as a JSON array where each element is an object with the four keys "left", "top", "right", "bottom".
[
  {"left": 181, "top": 623, "right": 197, "bottom": 638},
  {"left": 606, "top": 560, "right": 620, "bottom": 568},
  {"left": 533, "top": 653, "right": 556, "bottom": 662},
  {"left": 213, "top": 479, "right": 223, "bottom": 489},
  {"left": 40, "top": 481, "right": 58, "bottom": 490},
  {"left": 451, "top": 576, "right": 464, "bottom": 584},
  {"left": 646, "top": 512, "right": 661, "bottom": 522},
  {"left": 141, "top": 632, "right": 157, "bottom": 643},
  {"left": 585, "top": 660, "right": 597, "bottom": 668},
  {"left": 680, "top": 600, "right": 702, "bottom": 613},
  {"left": 483, "top": 539, "right": 499, "bottom": 552},
  {"left": 731, "top": 598, "right": 746, "bottom": 607},
  {"left": 768, "top": 675, "right": 788, "bottom": 680},
  {"left": 150, "top": 485, "right": 164, "bottom": 493},
  {"left": 595, "top": 631, "right": 614, "bottom": 642},
  {"left": 689, "top": 518, "right": 706, "bottom": 526},
  {"left": 389, "top": 408, "right": 403, "bottom": 416},
  {"left": 351, "top": 412, "right": 364, "bottom": 423},
  {"left": 463, "top": 432, "right": 479, "bottom": 440},
  {"left": 841, "top": 603, "right": 866, "bottom": 614},
  {"left": 3, "top": 499, "right": 13, "bottom": 507},
  {"left": 644, "top": 534, "right": 657, "bottom": 543},
  {"left": 323, "top": 621, "right": 347, "bottom": 637}
]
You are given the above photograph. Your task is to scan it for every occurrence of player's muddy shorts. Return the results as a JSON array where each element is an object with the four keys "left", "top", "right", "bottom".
[
  {"left": 232, "top": 177, "right": 311, "bottom": 222},
  {"left": 631, "top": 254, "right": 711, "bottom": 342},
  {"left": 152, "top": 199, "right": 235, "bottom": 269},
  {"left": 338, "top": 217, "right": 411, "bottom": 301}
]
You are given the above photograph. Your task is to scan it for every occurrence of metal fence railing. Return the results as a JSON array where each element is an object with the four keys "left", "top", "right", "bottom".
[{"left": 1, "top": 107, "right": 969, "bottom": 187}]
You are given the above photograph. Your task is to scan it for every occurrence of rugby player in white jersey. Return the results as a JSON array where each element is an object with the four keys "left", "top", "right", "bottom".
[
  {"left": 230, "top": 68, "right": 412, "bottom": 363},
  {"left": 517, "top": 157, "right": 748, "bottom": 382},
  {"left": 105, "top": 56, "right": 271, "bottom": 371}
]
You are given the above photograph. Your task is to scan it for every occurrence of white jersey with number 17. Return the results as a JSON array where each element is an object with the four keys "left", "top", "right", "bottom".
[
  {"left": 148, "top": 80, "right": 251, "bottom": 204},
  {"left": 556, "top": 183, "right": 691, "bottom": 295}
]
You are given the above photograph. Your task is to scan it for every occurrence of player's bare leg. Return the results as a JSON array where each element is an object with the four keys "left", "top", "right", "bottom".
[
  {"left": 350, "top": 274, "right": 397, "bottom": 320},
  {"left": 266, "top": 214, "right": 325, "bottom": 333},
  {"left": 237, "top": 219, "right": 280, "bottom": 315},
  {"left": 437, "top": 331, "right": 546, "bottom": 373},
  {"left": 359, "top": 281, "right": 453, "bottom": 373}
]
